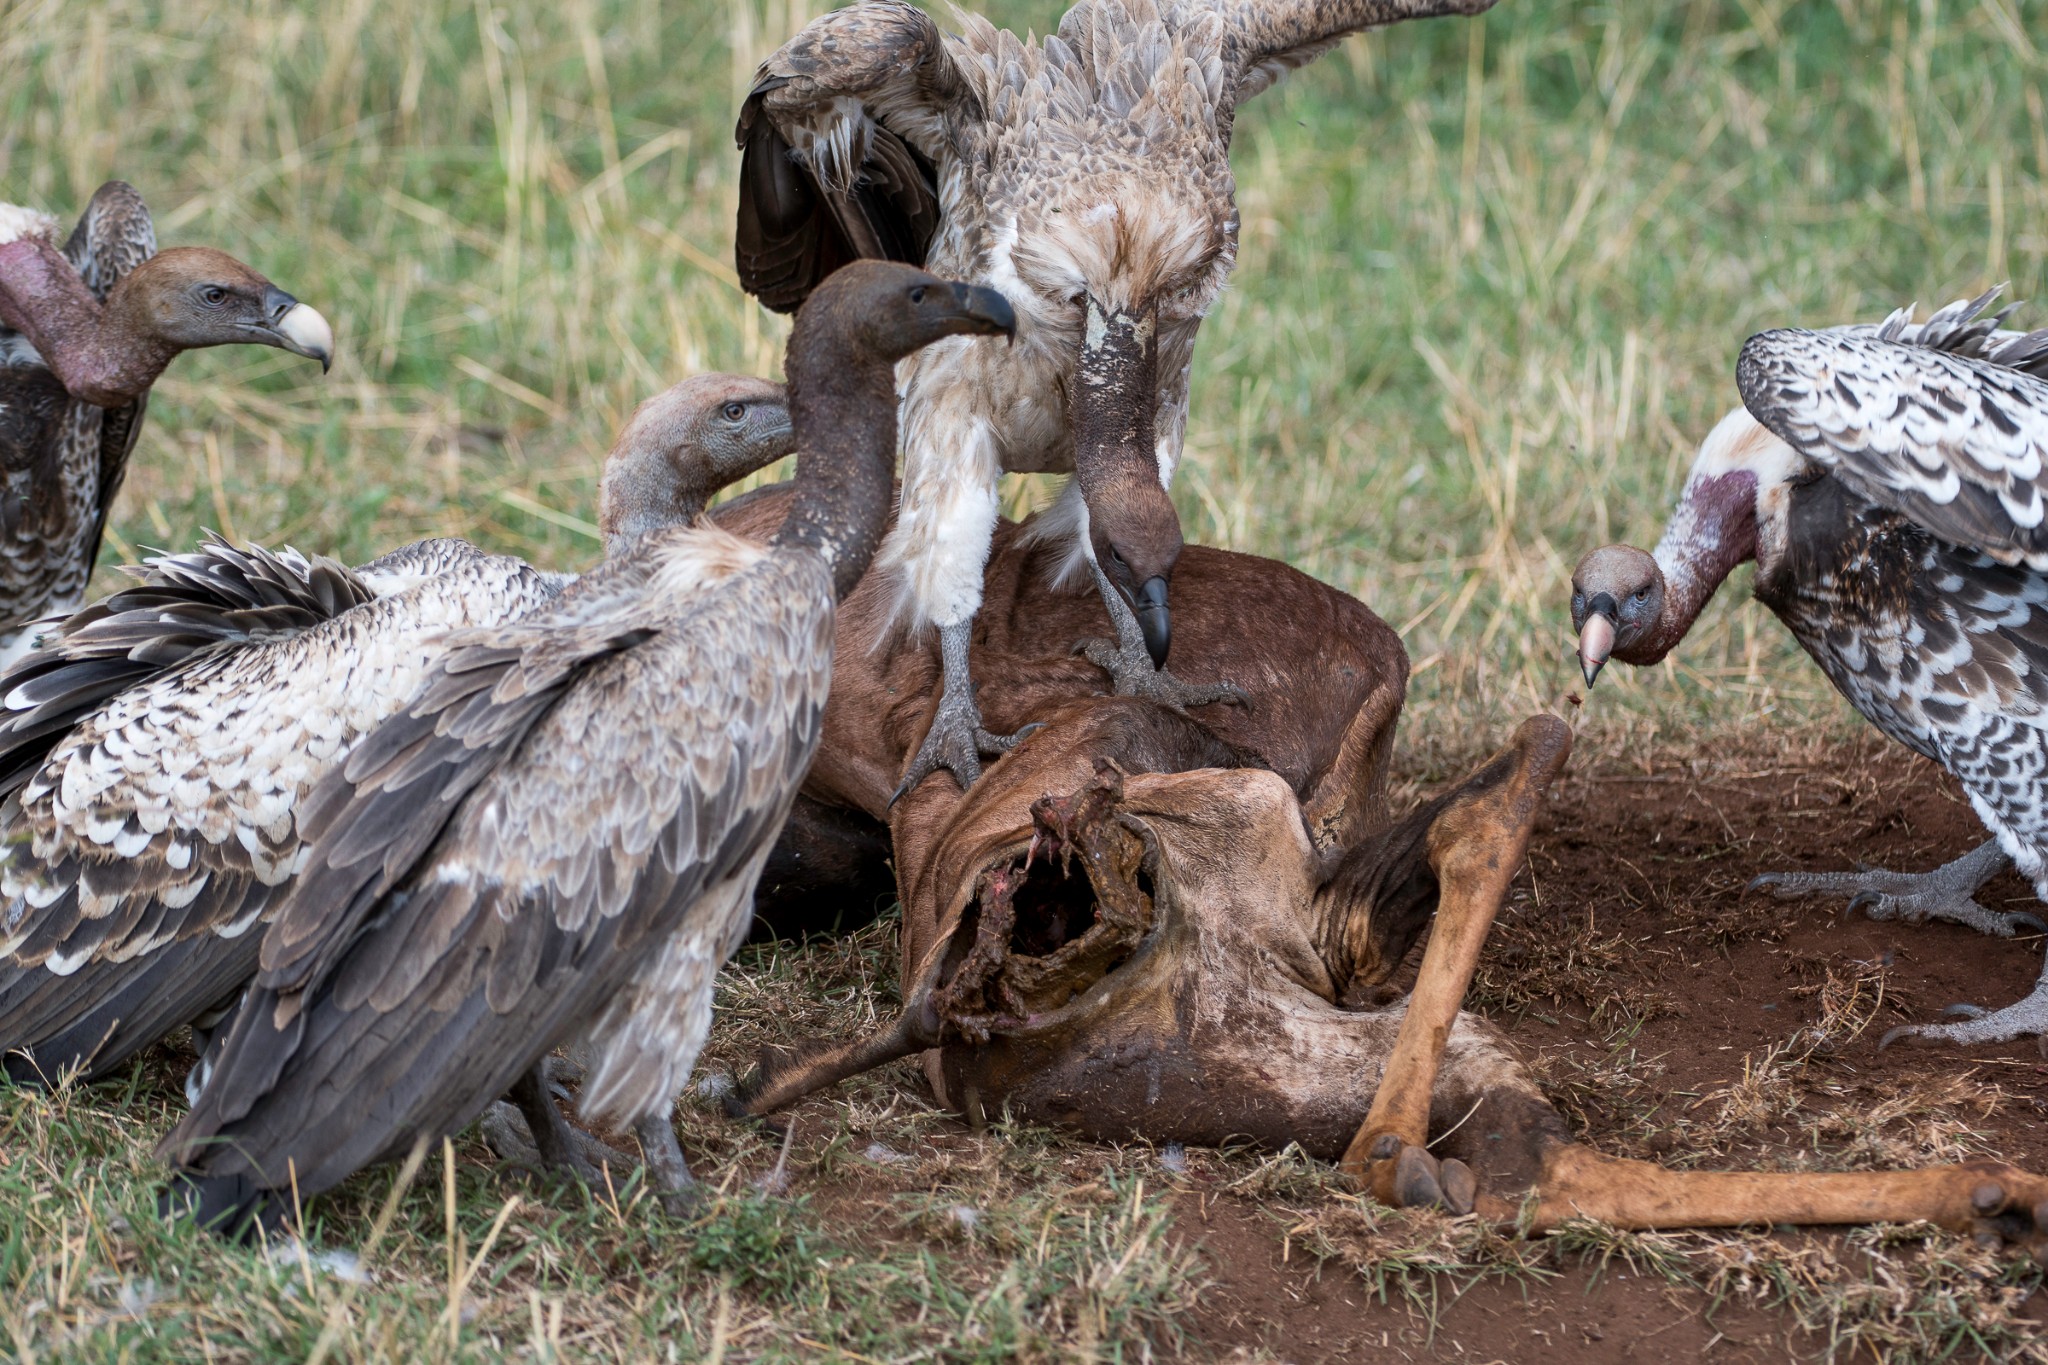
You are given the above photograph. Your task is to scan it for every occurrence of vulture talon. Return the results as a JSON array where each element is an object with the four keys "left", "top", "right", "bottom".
[{"left": 1731, "top": 843, "right": 2017, "bottom": 937}]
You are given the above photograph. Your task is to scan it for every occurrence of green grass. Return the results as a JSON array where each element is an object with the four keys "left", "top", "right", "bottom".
[{"left": 3, "top": 0, "right": 2047, "bottom": 1358}]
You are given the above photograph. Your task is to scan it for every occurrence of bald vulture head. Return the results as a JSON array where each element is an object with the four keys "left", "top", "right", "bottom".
[{"left": 599, "top": 375, "right": 795, "bottom": 556}]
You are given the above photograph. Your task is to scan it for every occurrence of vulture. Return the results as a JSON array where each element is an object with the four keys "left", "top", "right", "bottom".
[
  {"left": 159, "top": 262, "right": 1016, "bottom": 1235},
  {"left": 0, "top": 375, "right": 795, "bottom": 1100},
  {"left": 0, "top": 182, "right": 334, "bottom": 665},
  {"left": 1570, "top": 288, "right": 2048, "bottom": 1047},
  {"left": 735, "top": 0, "right": 1495, "bottom": 791}
]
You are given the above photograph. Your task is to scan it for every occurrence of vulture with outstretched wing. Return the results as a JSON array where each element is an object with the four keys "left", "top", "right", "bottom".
[
  {"left": 735, "top": 0, "right": 1495, "bottom": 793},
  {"left": 1569, "top": 288, "right": 2048, "bottom": 1050}
]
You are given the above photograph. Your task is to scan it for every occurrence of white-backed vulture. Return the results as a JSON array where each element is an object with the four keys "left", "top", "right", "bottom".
[
  {"left": 158, "top": 263, "right": 1017, "bottom": 1237},
  {"left": 734, "top": 0, "right": 1495, "bottom": 792},
  {"left": 1570, "top": 289, "right": 2048, "bottom": 1047},
  {"left": 0, "top": 183, "right": 334, "bottom": 665},
  {"left": 0, "top": 376, "right": 794, "bottom": 1101}
]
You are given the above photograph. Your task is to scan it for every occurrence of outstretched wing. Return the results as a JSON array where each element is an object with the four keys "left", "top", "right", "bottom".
[
  {"left": 1170, "top": 0, "right": 1497, "bottom": 110},
  {"left": 1739, "top": 324, "right": 2048, "bottom": 568},
  {"left": 734, "top": 0, "right": 961, "bottom": 312}
]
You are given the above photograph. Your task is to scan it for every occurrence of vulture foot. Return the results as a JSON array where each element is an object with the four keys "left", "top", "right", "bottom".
[
  {"left": 490, "top": 1066, "right": 639, "bottom": 1189},
  {"left": 636, "top": 1112, "right": 702, "bottom": 1217},
  {"left": 894, "top": 621, "right": 1037, "bottom": 799},
  {"left": 1881, "top": 963, "right": 2048, "bottom": 1053},
  {"left": 1073, "top": 634, "right": 1251, "bottom": 714},
  {"left": 1749, "top": 840, "right": 2036, "bottom": 938}
]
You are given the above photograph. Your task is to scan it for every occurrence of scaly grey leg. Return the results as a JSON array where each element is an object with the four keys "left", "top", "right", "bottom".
[{"left": 1750, "top": 840, "right": 2040, "bottom": 938}]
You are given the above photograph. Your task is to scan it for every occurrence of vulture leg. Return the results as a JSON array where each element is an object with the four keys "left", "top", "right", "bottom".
[
  {"left": 1749, "top": 839, "right": 2038, "bottom": 937},
  {"left": 893, "top": 622, "right": 1040, "bottom": 798},
  {"left": 1073, "top": 558, "right": 1250, "bottom": 713},
  {"left": 506, "top": 1064, "right": 605, "bottom": 1185},
  {"left": 634, "top": 1111, "right": 700, "bottom": 1216},
  {"left": 1338, "top": 716, "right": 1571, "bottom": 1213},
  {"left": 1878, "top": 944, "right": 2048, "bottom": 1052}
]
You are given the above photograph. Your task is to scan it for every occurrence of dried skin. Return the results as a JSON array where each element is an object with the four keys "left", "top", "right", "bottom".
[{"left": 931, "top": 761, "right": 1155, "bottom": 1041}]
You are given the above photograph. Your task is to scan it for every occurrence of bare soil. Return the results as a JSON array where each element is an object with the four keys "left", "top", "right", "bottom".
[{"left": 741, "top": 726, "right": 2048, "bottom": 1361}]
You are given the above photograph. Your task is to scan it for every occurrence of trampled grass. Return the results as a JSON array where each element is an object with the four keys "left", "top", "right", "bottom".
[{"left": 2, "top": 0, "right": 2046, "bottom": 1358}]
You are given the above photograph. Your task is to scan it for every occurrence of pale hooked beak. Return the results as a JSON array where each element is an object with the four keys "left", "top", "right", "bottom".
[
  {"left": 1577, "top": 593, "right": 1618, "bottom": 687},
  {"left": 259, "top": 286, "right": 334, "bottom": 371}
]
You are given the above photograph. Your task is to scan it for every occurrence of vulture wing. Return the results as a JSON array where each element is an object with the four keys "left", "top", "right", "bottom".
[
  {"left": 0, "top": 554, "right": 551, "bottom": 1079},
  {"left": 734, "top": 0, "right": 962, "bottom": 312},
  {"left": 0, "top": 534, "right": 379, "bottom": 800},
  {"left": 1180, "top": 0, "right": 1498, "bottom": 110},
  {"left": 1739, "top": 325, "right": 2048, "bottom": 569},
  {"left": 168, "top": 546, "right": 829, "bottom": 1200}
]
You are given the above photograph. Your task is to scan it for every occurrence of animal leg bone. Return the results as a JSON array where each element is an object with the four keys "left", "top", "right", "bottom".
[
  {"left": 894, "top": 621, "right": 1040, "bottom": 799},
  {"left": 1749, "top": 839, "right": 2038, "bottom": 937},
  {"left": 1073, "top": 558, "right": 1250, "bottom": 713},
  {"left": 1516, "top": 1143, "right": 2048, "bottom": 1258},
  {"left": 1339, "top": 715, "right": 1572, "bottom": 1209},
  {"left": 729, "top": 1003, "right": 939, "bottom": 1118}
]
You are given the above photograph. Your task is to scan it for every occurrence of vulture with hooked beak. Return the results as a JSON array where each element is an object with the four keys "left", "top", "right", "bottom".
[
  {"left": 735, "top": 0, "right": 1496, "bottom": 792},
  {"left": 1570, "top": 288, "right": 2048, "bottom": 1048},
  {"left": 159, "top": 263, "right": 1016, "bottom": 1236},
  {"left": 0, "top": 183, "right": 334, "bottom": 665},
  {"left": 0, "top": 375, "right": 795, "bottom": 1105}
]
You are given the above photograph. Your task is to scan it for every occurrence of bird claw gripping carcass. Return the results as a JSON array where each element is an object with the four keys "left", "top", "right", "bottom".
[{"left": 737, "top": 700, "right": 2048, "bottom": 1255}]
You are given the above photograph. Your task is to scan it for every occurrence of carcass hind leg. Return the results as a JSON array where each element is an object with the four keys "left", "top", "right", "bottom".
[
  {"left": 1339, "top": 714, "right": 1572, "bottom": 1213},
  {"left": 1525, "top": 1144, "right": 2048, "bottom": 1260}
]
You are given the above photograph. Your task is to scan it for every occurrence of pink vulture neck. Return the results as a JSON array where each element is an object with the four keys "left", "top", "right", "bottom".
[
  {"left": 1631, "top": 469, "right": 1761, "bottom": 665},
  {"left": 0, "top": 236, "right": 173, "bottom": 407}
]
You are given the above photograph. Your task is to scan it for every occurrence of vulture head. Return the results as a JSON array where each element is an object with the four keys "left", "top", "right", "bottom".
[
  {"left": 599, "top": 374, "right": 796, "bottom": 555},
  {"left": 114, "top": 246, "right": 333, "bottom": 370},
  {"left": 1571, "top": 407, "right": 1795, "bottom": 685},
  {"left": 1569, "top": 545, "right": 1665, "bottom": 686}
]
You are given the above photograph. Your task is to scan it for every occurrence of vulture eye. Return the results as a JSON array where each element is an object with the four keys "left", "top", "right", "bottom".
[
  {"left": 721, "top": 402, "right": 747, "bottom": 422},
  {"left": 200, "top": 285, "right": 228, "bottom": 307},
  {"left": 908, "top": 285, "right": 927, "bottom": 304},
  {"left": 1632, "top": 587, "right": 1651, "bottom": 604}
]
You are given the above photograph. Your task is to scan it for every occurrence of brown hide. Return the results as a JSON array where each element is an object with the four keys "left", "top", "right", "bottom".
[{"left": 712, "top": 485, "right": 1407, "bottom": 957}]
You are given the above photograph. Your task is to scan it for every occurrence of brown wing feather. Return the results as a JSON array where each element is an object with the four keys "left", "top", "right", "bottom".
[{"left": 733, "top": 0, "right": 953, "bottom": 312}]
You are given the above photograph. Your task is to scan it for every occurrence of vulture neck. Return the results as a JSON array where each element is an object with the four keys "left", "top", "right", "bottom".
[
  {"left": 0, "top": 237, "right": 173, "bottom": 406},
  {"left": 1637, "top": 469, "right": 1761, "bottom": 665},
  {"left": 772, "top": 335, "right": 896, "bottom": 601}
]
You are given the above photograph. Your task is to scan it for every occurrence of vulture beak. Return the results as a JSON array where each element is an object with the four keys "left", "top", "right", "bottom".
[
  {"left": 258, "top": 286, "right": 334, "bottom": 371},
  {"left": 1135, "top": 576, "right": 1170, "bottom": 668},
  {"left": 1577, "top": 592, "right": 1618, "bottom": 687},
  {"left": 950, "top": 283, "right": 1017, "bottom": 341}
]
